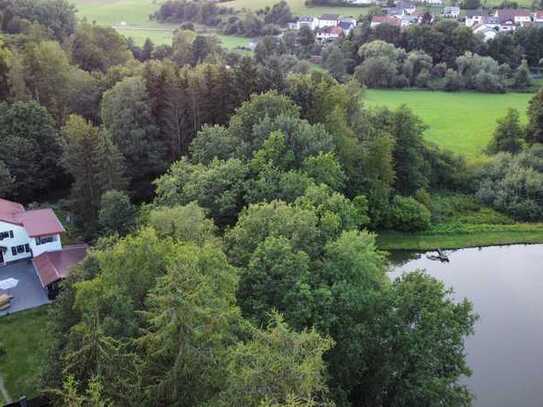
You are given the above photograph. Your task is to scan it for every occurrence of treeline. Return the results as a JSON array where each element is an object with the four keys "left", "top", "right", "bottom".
[
  {"left": 477, "top": 91, "right": 543, "bottom": 220},
  {"left": 344, "top": 40, "right": 531, "bottom": 92},
  {"left": 308, "top": 18, "right": 543, "bottom": 92},
  {"left": 42, "top": 81, "right": 478, "bottom": 406},
  {"left": 153, "top": 0, "right": 293, "bottom": 37}
]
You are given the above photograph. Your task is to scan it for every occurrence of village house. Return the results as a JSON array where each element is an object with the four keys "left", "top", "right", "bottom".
[
  {"left": 465, "top": 9, "right": 490, "bottom": 27},
  {"left": 396, "top": 0, "right": 417, "bottom": 14},
  {"left": 338, "top": 17, "right": 357, "bottom": 34},
  {"left": 533, "top": 11, "right": 543, "bottom": 23},
  {"left": 442, "top": 6, "right": 460, "bottom": 18},
  {"left": 496, "top": 8, "right": 532, "bottom": 30},
  {"left": 383, "top": 6, "right": 406, "bottom": 18},
  {"left": 317, "top": 14, "right": 340, "bottom": 28},
  {"left": 473, "top": 23, "right": 499, "bottom": 40},
  {"left": 0, "top": 198, "right": 87, "bottom": 299},
  {"left": 296, "top": 15, "right": 319, "bottom": 30},
  {"left": 316, "top": 25, "right": 343, "bottom": 40},
  {"left": 371, "top": 15, "right": 401, "bottom": 28}
]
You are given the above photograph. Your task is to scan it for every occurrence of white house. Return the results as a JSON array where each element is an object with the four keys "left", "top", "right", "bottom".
[
  {"left": 473, "top": 24, "right": 498, "bottom": 40},
  {"left": 297, "top": 16, "right": 319, "bottom": 31},
  {"left": 443, "top": 6, "right": 460, "bottom": 18},
  {"left": 495, "top": 9, "right": 532, "bottom": 28},
  {"left": 533, "top": 11, "right": 543, "bottom": 22},
  {"left": 371, "top": 15, "right": 401, "bottom": 28},
  {"left": 338, "top": 17, "right": 357, "bottom": 34},
  {"left": 0, "top": 198, "right": 89, "bottom": 299},
  {"left": 0, "top": 199, "right": 64, "bottom": 265},
  {"left": 318, "top": 14, "right": 340, "bottom": 28},
  {"left": 316, "top": 25, "right": 343, "bottom": 40},
  {"left": 465, "top": 9, "right": 488, "bottom": 27}
]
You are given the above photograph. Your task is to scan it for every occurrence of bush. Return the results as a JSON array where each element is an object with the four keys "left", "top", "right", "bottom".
[{"left": 386, "top": 195, "right": 431, "bottom": 232}]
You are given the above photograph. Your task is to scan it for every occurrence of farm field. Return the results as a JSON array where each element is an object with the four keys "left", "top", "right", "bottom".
[
  {"left": 70, "top": 0, "right": 369, "bottom": 45},
  {"left": 223, "top": 0, "right": 370, "bottom": 17},
  {"left": 365, "top": 89, "right": 533, "bottom": 158}
]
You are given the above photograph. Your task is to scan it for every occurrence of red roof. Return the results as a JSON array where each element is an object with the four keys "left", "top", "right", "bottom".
[
  {"left": 33, "top": 245, "right": 88, "bottom": 287},
  {"left": 372, "top": 16, "right": 401, "bottom": 26},
  {"left": 0, "top": 198, "right": 25, "bottom": 224},
  {"left": 0, "top": 198, "right": 64, "bottom": 237}
]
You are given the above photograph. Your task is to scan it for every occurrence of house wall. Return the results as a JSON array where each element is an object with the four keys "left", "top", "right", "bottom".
[
  {"left": 0, "top": 221, "right": 32, "bottom": 263},
  {"left": 318, "top": 19, "right": 338, "bottom": 28},
  {"left": 0, "top": 221, "right": 63, "bottom": 263},
  {"left": 30, "top": 234, "right": 62, "bottom": 257}
]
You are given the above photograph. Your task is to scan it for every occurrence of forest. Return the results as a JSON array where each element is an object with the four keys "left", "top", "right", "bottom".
[{"left": 1, "top": 0, "right": 543, "bottom": 405}]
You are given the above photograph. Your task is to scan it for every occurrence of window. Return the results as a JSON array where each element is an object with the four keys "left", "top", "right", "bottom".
[
  {"left": 16, "top": 245, "right": 24, "bottom": 254},
  {"left": 25, "top": 244, "right": 30, "bottom": 253},
  {"left": 11, "top": 247, "right": 16, "bottom": 256},
  {"left": 0, "top": 231, "right": 13, "bottom": 240},
  {"left": 36, "top": 235, "right": 56, "bottom": 246}
]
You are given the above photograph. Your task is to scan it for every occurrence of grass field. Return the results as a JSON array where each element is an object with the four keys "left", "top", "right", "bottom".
[
  {"left": 223, "top": 0, "right": 370, "bottom": 17},
  {"left": 70, "top": 0, "right": 370, "bottom": 45},
  {"left": 0, "top": 307, "right": 52, "bottom": 403},
  {"left": 365, "top": 89, "right": 533, "bottom": 158},
  {"left": 377, "top": 223, "right": 543, "bottom": 250}
]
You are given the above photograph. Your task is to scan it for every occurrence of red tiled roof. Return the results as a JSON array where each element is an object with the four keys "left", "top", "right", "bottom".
[
  {"left": 323, "top": 25, "right": 343, "bottom": 34},
  {"left": 33, "top": 245, "right": 88, "bottom": 287},
  {"left": 0, "top": 198, "right": 64, "bottom": 237},
  {"left": 0, "top": 198, "right": 25, "bottom": 224},
  {"left": 20, "top": 209, "right": 65, "bottom": 237},
  {"left": 496, "top": 8, "right": 531, "bottom": 23},
  {"left": 372, "top": 15, "right": 401, "bottom": 26}
]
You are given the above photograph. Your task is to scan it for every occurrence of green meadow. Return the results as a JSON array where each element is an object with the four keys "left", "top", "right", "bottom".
[
  {"left": 71, "top": 0, "right": 250, "bottom": 47},
  {"left": 70, "top": 0, "right": 370, "bottom": 46},
  {"left": 0, "top": 307, "right": 52, "bottom": 403},
  {"left": 365, "top": 89, "right": 533, "bottom": 158},
  {"left": 223, "top": 0, "right": 370, "bottom": 17}
]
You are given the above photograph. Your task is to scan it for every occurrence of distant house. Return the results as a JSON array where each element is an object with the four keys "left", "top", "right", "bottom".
[
  {"left": 338, "top": 17, "right": 357, "bottom": 34},
  {"left": 465, "top": 9, "right": 489, "bottom": 27},
  {"left": 400, "top": 15, "right": 419, "bottom": 26},
  {"left": 383, "top": 7, "right": 406, "bottom": 18},
  {"left": 346, "top": 0, "right": 375, "bottom": 4},
  {"left": 318, "top": 14, "right": 340, "bottom": 28},
  {"left": 473, "top": 23, "right": 499, "bottom": 40},
  {"left": 533, "top": 11, "right": 543, "bottom": 22},
  {"left": 397, "top": 0, "right": 417, "bottom": 14},
  {"left": 297, "top": 15, "right": 318, "bottom": 30},
  {"left": 371, "top": 15, "right": 401, "bottom": 27},
  {"left": 316, "top": 25, "right": 344, "bottom": 40},
  {"left": 415, "top": 0, "right": 442, "bottom": 5},
  {"left": 443, "top": 6, "right": 460, "bottom": 18},
  {"left": 495, "top": 8, "right": 531, "bottom": 29}
]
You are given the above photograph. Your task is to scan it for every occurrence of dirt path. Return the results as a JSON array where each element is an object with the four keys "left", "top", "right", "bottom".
[{"left": 0, "top": 371, "right": 11, "bottom": 404}]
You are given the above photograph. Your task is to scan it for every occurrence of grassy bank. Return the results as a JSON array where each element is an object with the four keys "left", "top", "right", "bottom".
[
  {"left": 365, "top": 89, "right": 533, "bottom": 158},
  {"left": 0, "top": 307, "right": 52, "bottom": 403},
  {"left": 377, "top": 223, "right": 543, "bottom": 250}
]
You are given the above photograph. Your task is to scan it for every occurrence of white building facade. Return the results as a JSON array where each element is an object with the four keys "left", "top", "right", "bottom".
[{"left": 0, "top": 199, "right": 64, "bottom": 265}]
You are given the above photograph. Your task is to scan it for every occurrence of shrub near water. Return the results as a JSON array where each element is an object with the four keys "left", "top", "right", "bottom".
[{"left": 386, "top": 196, "right": 431, "bottom": 232}]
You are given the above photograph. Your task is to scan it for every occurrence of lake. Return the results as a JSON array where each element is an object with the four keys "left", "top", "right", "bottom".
[{"left": 390, "top": 244, "right": 543, "bottom": 407}]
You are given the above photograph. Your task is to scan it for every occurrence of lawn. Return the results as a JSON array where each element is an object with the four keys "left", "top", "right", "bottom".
[
  {"left": 377, "top": 223, "right": 543, "bottom": 250},
  {"left": 364, "top": 89, "right": 533, "bottom": 158},
  {"left": 223, "top": 0, "right": 371, "bottom": 17},
  {"left": 0, "top": 307, "right": 52, "bottom": 403},
  {"left": 70, "top": 0, "right": 370, "bottom": 45}
]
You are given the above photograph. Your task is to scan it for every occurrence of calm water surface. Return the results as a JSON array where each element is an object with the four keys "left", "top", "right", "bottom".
[{"left": 390, "top": 245, "right": 543, "bottom": 407}]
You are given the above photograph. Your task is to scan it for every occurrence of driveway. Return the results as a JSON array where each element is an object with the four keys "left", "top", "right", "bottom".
[{"left": 0, "top": 260, "right": 49, "bottom": 317}]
